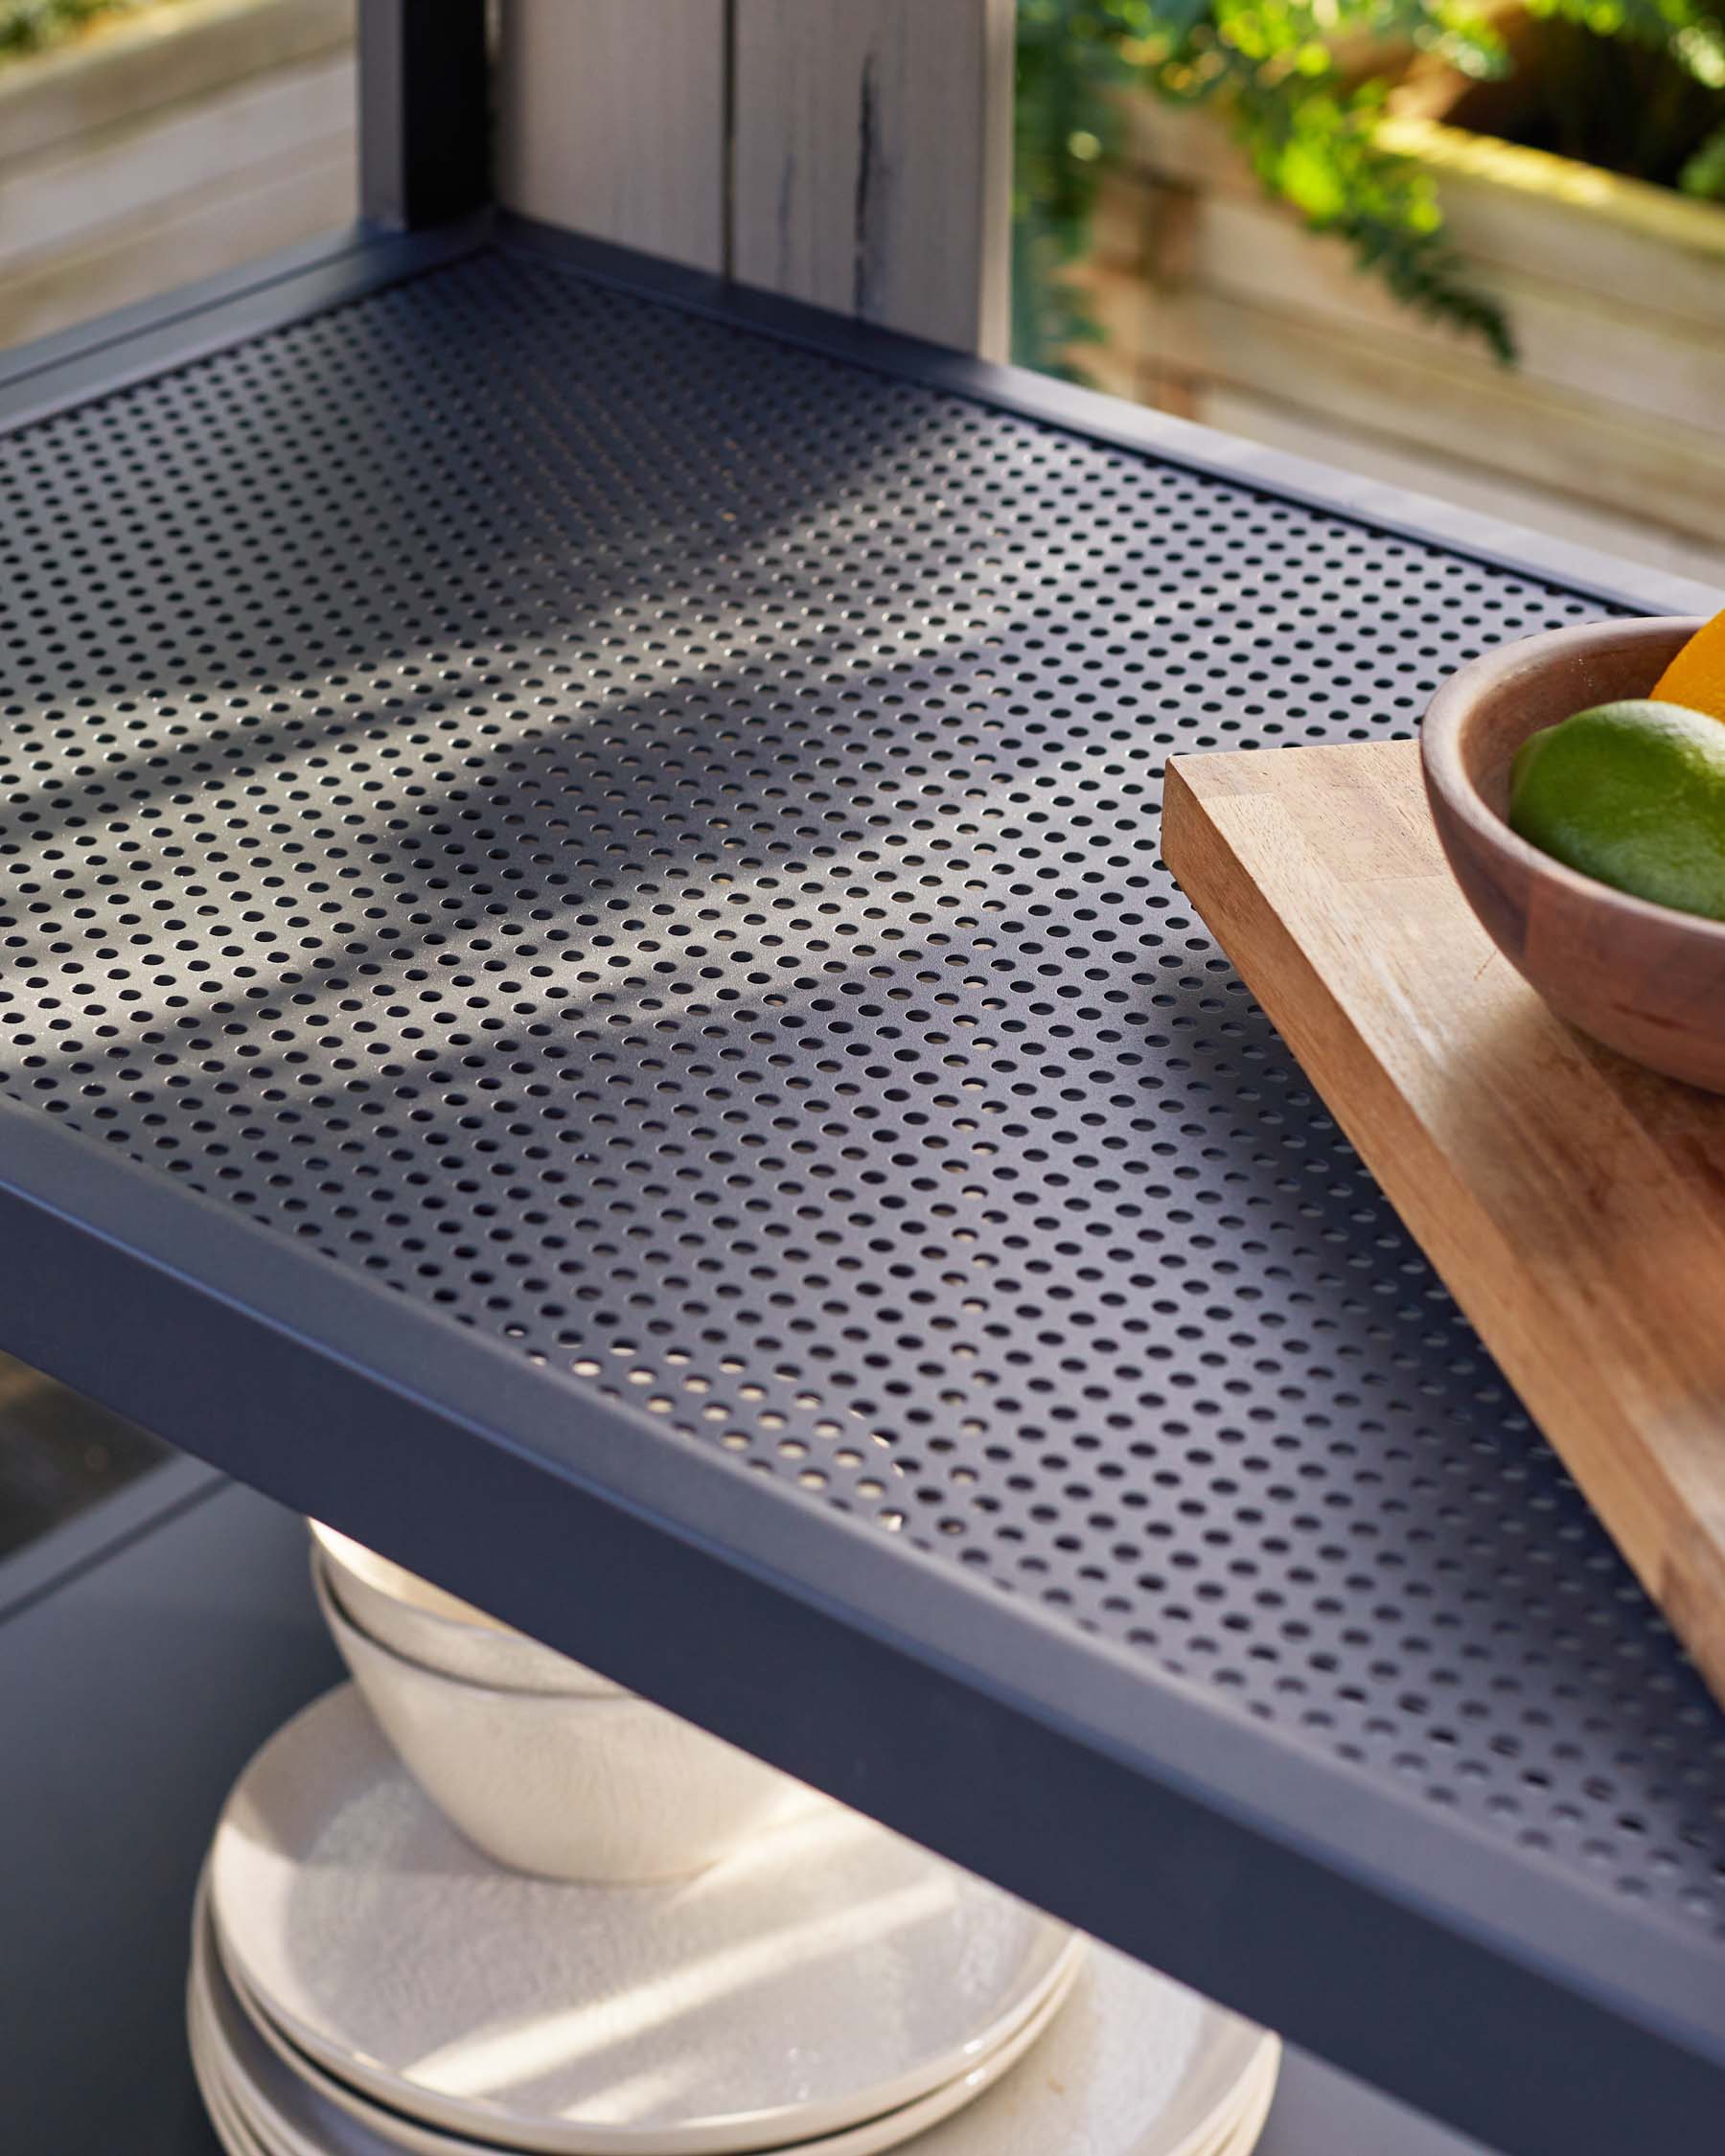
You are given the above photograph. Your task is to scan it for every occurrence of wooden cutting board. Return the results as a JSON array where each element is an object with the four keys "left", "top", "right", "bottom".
[{"left": 1162, "top": 739, "right": 1725, "bottom": 1709}]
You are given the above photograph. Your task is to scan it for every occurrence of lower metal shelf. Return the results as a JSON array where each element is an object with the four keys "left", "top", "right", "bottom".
[{"left": 0, "top": 1471, "right": 1485, "bottom": 2156}]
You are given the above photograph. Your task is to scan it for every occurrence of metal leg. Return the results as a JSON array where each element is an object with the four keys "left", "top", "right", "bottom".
[{"left": 358, "top": 0, "right": 491, "bottom": 229}]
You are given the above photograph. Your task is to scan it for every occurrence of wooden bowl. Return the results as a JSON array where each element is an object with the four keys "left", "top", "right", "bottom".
[{"left": 1420, "top": 614, "right": 1725, "bottom": 1092}]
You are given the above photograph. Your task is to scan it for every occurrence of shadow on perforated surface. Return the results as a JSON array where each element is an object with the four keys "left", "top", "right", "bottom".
[{"left": 1, "top": 246, "right": 1721, "bottom": 1940}]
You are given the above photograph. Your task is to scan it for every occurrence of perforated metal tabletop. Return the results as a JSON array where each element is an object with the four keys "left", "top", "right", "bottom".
[{"left": 2, "top": 222, "right": 1721, "bottom": 2156}]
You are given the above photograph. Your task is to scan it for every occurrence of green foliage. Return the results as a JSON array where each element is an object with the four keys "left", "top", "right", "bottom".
[
  {"left": 1015, "top": 0, "right": 1725, "bottom": 374},
  {"left": 1683, "top": 119, "right": 1725, "bottom": 193},
  {"left": 1015, "top": 6, "right": 1135, "bottom": 371},
  {"left": 0, "top": 0, "right": 169, "bottom": 60}
]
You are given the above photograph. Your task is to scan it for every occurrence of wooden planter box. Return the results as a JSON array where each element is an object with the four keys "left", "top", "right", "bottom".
[
  {"left": 1073, "top": 93, "right": 1725, "bottom": 585},
  {"left": 0, "top": 0, "right": 355, "bottom": 352}
]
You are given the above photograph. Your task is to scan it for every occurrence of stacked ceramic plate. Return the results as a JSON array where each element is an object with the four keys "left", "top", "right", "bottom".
[{"left": 189, "top": 1532, "right": 1279, "bottom": 2156}]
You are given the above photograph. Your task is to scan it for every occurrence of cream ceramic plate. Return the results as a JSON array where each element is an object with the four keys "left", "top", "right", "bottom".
[
  {"left": 191, "top": 1885, "right": 1081, "bottom": 2156},
  {"left": 215, "top": 1910, "right": 1081, "bottom": 2156},
  {"left": 209, "top": 1686, "right": 1078, "bottom": 2156},
  {"left": 188, "top": 1966, "right": 271, "bottom": 2156},
  {"left": 1214, "top": 2050, "right": 1280, "bottom": 2156},
  {"left": 893, "top": 1947, "right": 1277, "bottom": 2156},
  {"left": 190, "top": 1874, "right": 1276, "bottom": 2156}
]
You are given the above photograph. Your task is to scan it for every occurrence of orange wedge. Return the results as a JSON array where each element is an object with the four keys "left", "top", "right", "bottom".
[{"left": 1652, "top": 606, "right": 1725, "bottom": 722}]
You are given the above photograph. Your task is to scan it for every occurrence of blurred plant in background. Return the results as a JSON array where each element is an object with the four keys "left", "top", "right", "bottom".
[
  {"left": 0, "top": 0, "right": 172, "bottom": 60},
  {"left": 1015, "top": 0, "right": 1725, "bottom": 373}
]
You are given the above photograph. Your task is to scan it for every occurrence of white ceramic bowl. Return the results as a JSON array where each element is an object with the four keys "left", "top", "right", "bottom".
[
  {"left": 309, "top": 1521, "right": 622, "bottom": 1695},
  {"left": 313, "top": 1556, "right": 805, "bottom": 1882}
]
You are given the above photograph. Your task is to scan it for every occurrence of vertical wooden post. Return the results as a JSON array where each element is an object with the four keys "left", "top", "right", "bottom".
[
  {"left": 730, "top": 0, "right": 1015, "bottom": 358},
  {"left": 492, "top": 0, "right": 1017, "bottom": 356},
  {"left": 496, "top": 0, "right": 729, "bottom": 274}
]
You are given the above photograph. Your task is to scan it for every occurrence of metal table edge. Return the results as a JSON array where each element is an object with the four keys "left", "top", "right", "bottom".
[
  {"left": 0, "top": 215, "right": 495, "bottom": 438},
  {"left": 0, "top": 224, "right": 380, "bottom": 394},
  {"left": 494, "top": 215, "right": 1725, "bottom": 621},
  {"left": 3, "top": 209, "right": 1714, "bottom": 618}
]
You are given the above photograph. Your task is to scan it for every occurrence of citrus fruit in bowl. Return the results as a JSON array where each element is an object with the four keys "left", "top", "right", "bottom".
[
  {"left": 1420, "top": 614, "right": 1725, "bottom": 1093},
  {"left": 1650, "top": 607, "right": 1725, "bottom": 722},
  {"left": 1506, "top": 698, "right": 1725, "bottom": 924}
]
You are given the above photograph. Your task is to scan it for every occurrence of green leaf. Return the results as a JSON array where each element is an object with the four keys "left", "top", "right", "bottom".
[
  {"left": 1012, "top": 0, "right": 1530, "bottom": 369},
  {"left": 1278, "top": 138, "right": 1351, "bottom": 218},
  {"left": 1680, "top": 119, "right": 1725, "bottom": 194}
]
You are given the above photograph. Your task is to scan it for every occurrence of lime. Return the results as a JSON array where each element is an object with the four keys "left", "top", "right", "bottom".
[{"left": 1507, "top": 698, "right": 1725, "bottom": 922}]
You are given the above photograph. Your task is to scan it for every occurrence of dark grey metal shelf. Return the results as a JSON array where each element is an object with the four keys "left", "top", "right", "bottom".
[
  {"left": 0, "top": 1471, "right": 1489, "bottom": 2156},
  {"left": 1, "top": 217, "right": 1720, "bottom": 2156}
]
